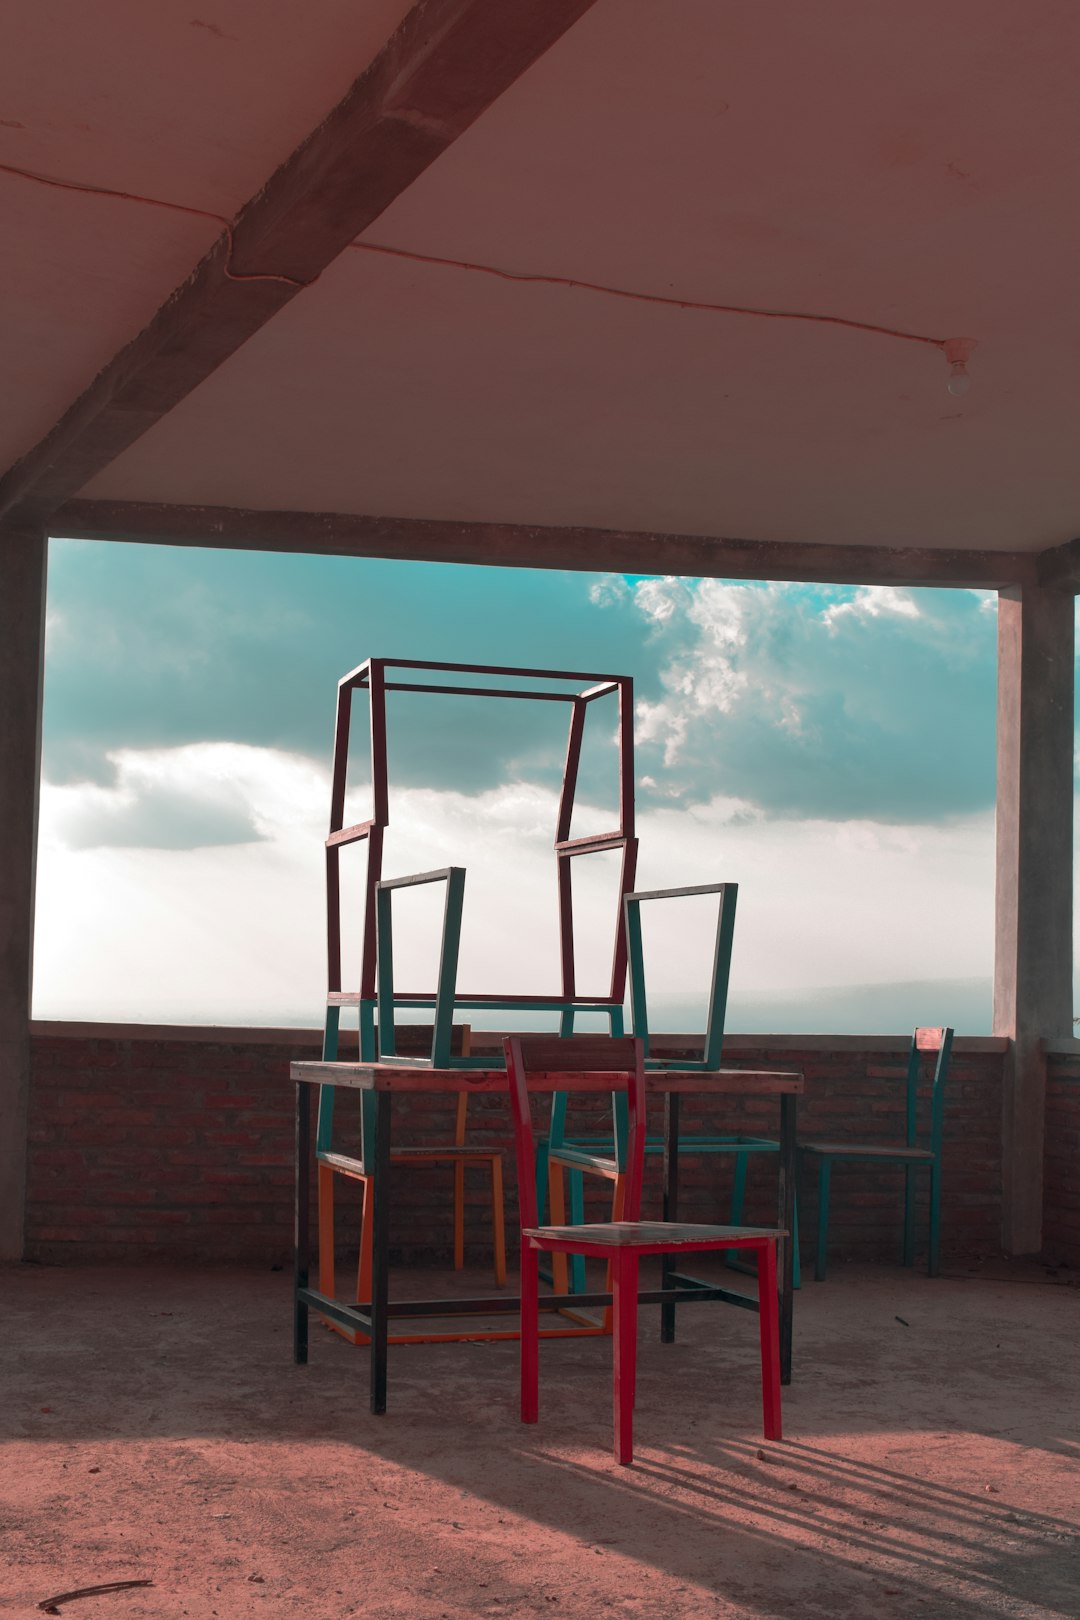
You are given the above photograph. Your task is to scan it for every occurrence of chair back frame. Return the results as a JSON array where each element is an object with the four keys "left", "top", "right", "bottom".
[
  {"left": 624, "top": 882, "right": 738, "bottom": 1070},
  {"left": 504, "top": 1035, "right": 646, "bottom": 1229},
  {"left": 907, "top": 1026, "right": 954, "bottom": 1156}
]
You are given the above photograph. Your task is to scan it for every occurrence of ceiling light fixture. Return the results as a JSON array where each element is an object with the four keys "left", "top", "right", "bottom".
[{"left": 944, "top": 336, "right": 977, "bottom": 397}]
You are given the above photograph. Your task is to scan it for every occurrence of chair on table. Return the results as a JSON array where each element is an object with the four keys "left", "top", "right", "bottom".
[
  {"left": 800, "top": 1026, "right": 954, "bottom": 1282},
  {"left": 318, "top": 1023, "right": 506, "bottom": 1335},
  {"left": 546, "top": 882, "right": 800, "bottom": 1292},
  {"left": 506, "top": 1033, "right": 784, "bottom": 1465}
]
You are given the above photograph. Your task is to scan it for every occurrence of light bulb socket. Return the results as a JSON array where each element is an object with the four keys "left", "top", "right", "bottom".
[{"left": 943, "top": 338, "right": 976, "bottom": 397}]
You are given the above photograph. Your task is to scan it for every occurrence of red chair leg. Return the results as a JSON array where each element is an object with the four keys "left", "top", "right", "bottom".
[
  {"left": 612, "top": 1250, "right": 639, "bottom": 1465},
  {"left": 756, "top": 1241, "right": 782, "bottom": 1441},
  {"left": 520, "top": 1239, "right": 540, "bottom": 1424}
]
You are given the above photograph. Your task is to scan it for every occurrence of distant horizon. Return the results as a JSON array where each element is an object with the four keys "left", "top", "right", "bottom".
[{"left": 32, "top": 974, "right": 1010, "bottom": 1038}]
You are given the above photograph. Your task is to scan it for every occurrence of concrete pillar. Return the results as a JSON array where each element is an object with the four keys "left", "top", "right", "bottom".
[
  {"left": 0, "top": 528, "right": 46, "bottom": 1260},
  {"left": 993, "top": 585, "right": 1074, "bottom": 1255}
]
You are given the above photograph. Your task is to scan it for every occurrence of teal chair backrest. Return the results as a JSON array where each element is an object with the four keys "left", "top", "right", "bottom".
[
  {"left": 557, "top": 881, "right": 739, "bottom": 1174},
  {"left": 907, "top": 1026, "right": 954, "bottom": 1158},
  {"left": 624, "top": 882, "right": 738, "bottom": 1070}
]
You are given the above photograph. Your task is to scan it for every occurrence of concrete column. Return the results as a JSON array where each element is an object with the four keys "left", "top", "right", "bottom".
[
  {"left": 993, "top": 585, "right": 1074, "bottom": 1255},
  {"left": 0, "top": 528, "right": 46, "bottom": 1260}
]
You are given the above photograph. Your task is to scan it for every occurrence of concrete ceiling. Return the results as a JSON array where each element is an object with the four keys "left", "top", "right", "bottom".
[{"left": 6, "top": 1, "right": 1080, "bottom": 555}]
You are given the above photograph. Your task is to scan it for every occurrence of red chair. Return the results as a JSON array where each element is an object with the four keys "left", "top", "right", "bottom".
[{"left": 504, "top": 1034, "right": 784, "bottom": 1465}]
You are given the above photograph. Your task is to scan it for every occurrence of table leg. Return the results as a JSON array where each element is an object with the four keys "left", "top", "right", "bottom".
[
  {"left": 661, "top": 1092, "right": 680, "bottom": 1343},
  {"left": 293, "top": 1080, "right": 311, "bottom": 1365},
  {"left": 778, "top": 1093, "right": 796, "bottom": 1385},
  {"left": 369, "top": 1089, "right": 392, "bottom": 1415}
]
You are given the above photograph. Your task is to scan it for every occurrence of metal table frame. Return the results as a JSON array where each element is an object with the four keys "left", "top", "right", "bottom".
[{"left": 292, "top": 1061, "right": 802, "bottom": 1413}]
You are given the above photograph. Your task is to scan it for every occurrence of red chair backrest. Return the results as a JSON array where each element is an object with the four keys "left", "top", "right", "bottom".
[{"left": 503, "top": 1035, "right": 647, "bottom": 1229}]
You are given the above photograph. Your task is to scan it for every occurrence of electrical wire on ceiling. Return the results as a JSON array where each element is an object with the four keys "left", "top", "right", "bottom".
[
  {"left": 0, "top": 160, "right": 308, "bottom": 287},
  {"left": 0, "top": 158, "right": 976, "bottom": 391}
]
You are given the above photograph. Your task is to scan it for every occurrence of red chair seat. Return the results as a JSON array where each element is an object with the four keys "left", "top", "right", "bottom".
[{"left": 526, "top": 1220, "right": 781, "bottom": 1250}]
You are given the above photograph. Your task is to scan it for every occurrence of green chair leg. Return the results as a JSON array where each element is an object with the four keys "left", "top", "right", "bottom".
[
  {"left": 731, "top": 1151, "right": 749, "bottom": 1219},
  {"left": 726, "top": 1151, "right": 801, "bottom": 1289},
  {"left": 535, "top": 1140, "right": 550, "bottom": 1226},
  {"left": 902, "top": 1162, "right": 916, "bottom": 1267},
  {"left": 567, "top": 1168, "right": 587, "bottom": 1294},
  {"left": 814, "top": 1158, "right": 832, "bottom": 1282},
  {"left": 724, "top": 1150, "right": 750, "bottom": 1263},
  {"left": 928, "top": 1162, "right": 942, "bottom": 1278}
]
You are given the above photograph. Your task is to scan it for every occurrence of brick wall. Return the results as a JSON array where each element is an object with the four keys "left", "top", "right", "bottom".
[
  {"left": 25, "top": 1024, "right": 1009, "bottom": 1270},
  {"left": 1044, "top": 1049, "right": 1080, "bottom": 1267},
  {"left": 26, "top": 1025, "right": 320, "bottom": 1264}
]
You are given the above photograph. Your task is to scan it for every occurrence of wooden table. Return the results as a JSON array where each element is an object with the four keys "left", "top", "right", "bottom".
[{"left": 291, "top": 1061, "right": 803, "bottom": 1413}]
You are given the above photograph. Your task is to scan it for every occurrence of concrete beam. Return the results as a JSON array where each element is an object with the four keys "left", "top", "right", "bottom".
[
  {"left": 1036, "top": 535, "right": 1080, "bottom": 591},
  {"left": 54, "top": 499, "right": 1038, "bottom": 589},
  {"left": 0, "top": 528, "right": 47, "bottom": 1260},
  {"left": 993, "top": 584, "right": 1075, "bottom": 1255}
]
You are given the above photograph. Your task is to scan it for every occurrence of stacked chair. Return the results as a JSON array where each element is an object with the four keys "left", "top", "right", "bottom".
[{"left": 315, "top": 659, "right": 640, "bottom": 1337}]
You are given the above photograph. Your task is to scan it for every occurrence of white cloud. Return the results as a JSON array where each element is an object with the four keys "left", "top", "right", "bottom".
[
  {"left": 43, "top": 743, "right": 326, "bottom": 850},
  {"left": 633, "top": 575, "right": 695, "bottom": 625},
  {"left": 612, "top": 578, "right": 997, "bottom": 821},
  {"left": 821, "top": 585, "right": 921, "bottom": 630},
  {"left": 587, "top": 574, "right": 630, "bottom": 607},
  {"left": 33, "top": 742, "right": 996, "bottom": 1030}
]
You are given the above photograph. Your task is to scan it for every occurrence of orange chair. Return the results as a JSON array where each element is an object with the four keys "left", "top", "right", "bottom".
[
  {"left": 318, "top": 1025, "right": 506, "bottom": 1341},
  {"left": 505, "top": 1034, "right": 784, "bottom": 1464}
]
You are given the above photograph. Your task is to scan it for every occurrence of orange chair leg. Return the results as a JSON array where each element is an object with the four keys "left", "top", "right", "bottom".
[
  {"left": 612, "top": 1250, "right": 639, "bottom": 1465},
  {"left": 453, "top": 1159, "right": 465, "bottom": 1271},
  {"left": 490, "top": 1156, "right": 507, "bottom": 1287},
  {"left": 757, "top": 1241, "right": 783, "bottom": 1441},
  {"left": 318, "top": 1164, "right": 336, "bottom": 1299},
  {"left": 356, "top": 1175, "right": 374, "bottom": 1306},
  {"left": 520, "top": 1240, "right": 540, "bottom": 1423},
  {"left": 547, "top": 1162, "right": 570, "bottom": 1294}
]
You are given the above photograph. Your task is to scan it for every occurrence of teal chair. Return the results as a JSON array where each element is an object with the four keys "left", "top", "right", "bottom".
[
  {"left": 546, "top": 882, "right": 800, "bottom": 1290},
  {"left": 800, "top": 1026, "right": 954, "bottom": 1281}
]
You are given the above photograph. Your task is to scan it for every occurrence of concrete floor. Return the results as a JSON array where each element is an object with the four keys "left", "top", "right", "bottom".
[{"left": 1, "top": 1258, "right": 1078, "bottom": 1619}]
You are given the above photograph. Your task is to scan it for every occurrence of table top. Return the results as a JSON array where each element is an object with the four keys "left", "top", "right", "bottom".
[{"left": 291, "top": 1060, "right": 803, "bottom": 1095}]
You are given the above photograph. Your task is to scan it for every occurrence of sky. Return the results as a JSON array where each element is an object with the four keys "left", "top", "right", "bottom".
[{"left": 32, "top": 536, "right": 1036, "bottom": 1035}]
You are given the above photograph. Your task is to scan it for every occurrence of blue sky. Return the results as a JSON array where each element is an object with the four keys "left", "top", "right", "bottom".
[{"left": 33, "top": 537, "right": 1011, "bottom": 1032}]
